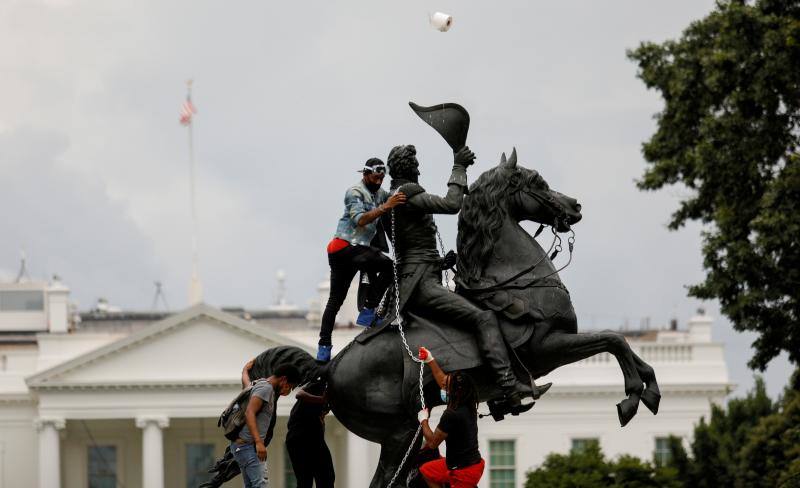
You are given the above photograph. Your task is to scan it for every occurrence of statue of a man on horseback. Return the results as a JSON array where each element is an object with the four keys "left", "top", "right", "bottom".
[
  {"left": 383, "top": 141, "right": 550, "bottom": 409},
  {"left": 206, "top": 102, "right": 662, "bottom": 488}
]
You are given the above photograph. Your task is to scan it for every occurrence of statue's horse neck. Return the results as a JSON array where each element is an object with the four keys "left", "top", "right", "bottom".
[
  {"left": 457, "top": 168, "right": 564, "bottom": 294},
  {"left": 478, "top": 217, "right": 561, "bottom": 288}
]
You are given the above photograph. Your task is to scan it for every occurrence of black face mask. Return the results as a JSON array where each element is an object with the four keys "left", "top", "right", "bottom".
[{"left": 365, "top": 180, "right": 382, "bottom": 193}]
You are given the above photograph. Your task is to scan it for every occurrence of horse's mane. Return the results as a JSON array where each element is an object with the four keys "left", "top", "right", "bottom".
[
  {"left": 458, "top": 162, "right": 546, "bottom": 284},
  {"left": 457, "top": 166, "right": 510, "bottom": 283}
]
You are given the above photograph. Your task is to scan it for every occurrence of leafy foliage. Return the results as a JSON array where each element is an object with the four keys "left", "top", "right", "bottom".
[
  {"left": 524, "top": 441, "right": 680, "bottom": 488},
  {"left": 628, "top": 0, "right": 800, "bottom": 370},
  {"left": 669, "top": 377, "right": 776, "bottom": 486},
  {"left": 524, "top": 374, "right": 800, "bottom": 487},
  {"left": 738, "top": 369, "right": 800, "bottom": 487}
]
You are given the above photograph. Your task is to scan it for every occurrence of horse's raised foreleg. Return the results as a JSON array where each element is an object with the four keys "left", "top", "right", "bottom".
[
  {"left": 531, "top": 330, "right": 644, "bottom": 426},
  {"left": 370, "top": 421, "right": 423, "bottom": 488},
  {"left": 631, "top": 350, "right": 661, "bottom": 414}
]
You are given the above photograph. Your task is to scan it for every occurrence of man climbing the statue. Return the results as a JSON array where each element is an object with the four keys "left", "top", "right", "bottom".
[
  {"left": 316, "top": 157, "right": 407, "bottom": 362},
  {"left": 386, "top": 144, "right": 548, "bottom": 406}
]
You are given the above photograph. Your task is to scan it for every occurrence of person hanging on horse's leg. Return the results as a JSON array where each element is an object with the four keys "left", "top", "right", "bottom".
[
  {"left": 316, "top": 157, "right": 407, "bottom": 362},
  {"left": 385, "top": 144, "right": 549, "bottom": 408}
]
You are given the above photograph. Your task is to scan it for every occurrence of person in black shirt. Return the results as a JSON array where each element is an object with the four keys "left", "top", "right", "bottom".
[
  {"left": 285, "top": 378, "right": 335, "bottom": 488},
  {"left": 417, "top": 347, "right": 485, "bottom": 488}
]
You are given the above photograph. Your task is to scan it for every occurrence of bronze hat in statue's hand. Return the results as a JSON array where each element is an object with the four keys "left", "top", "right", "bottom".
[{"left": 408, "top": 101, "right": 470, "bottom": 152}]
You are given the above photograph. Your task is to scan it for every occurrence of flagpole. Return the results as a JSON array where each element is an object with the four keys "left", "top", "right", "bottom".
[{"left": 186, "top": 79, "right": 203, "bottom": 305}]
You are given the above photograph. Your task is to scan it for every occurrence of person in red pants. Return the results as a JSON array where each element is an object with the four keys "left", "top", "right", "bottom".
[{"left": 417, "top": 347, "right": 485, "bottom": 488}]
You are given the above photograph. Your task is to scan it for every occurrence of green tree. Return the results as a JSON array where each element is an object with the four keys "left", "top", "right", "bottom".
[
  {"left": 738, "top": 368, "right": 800, "bottom": 487},
  {"left": 627, "top": 0, "right": 800, "bottom": 370},
  {"left": 524, "top": 441, "right": 680, "bottom": 488},
  {"left": 525, "top": 441, "right": 611, "bottom": 488},
  {"left": 664, "top": 377, "right": 777, "bottom": 486}
]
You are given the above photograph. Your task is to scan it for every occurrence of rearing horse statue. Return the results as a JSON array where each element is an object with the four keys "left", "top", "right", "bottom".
[
  {"left": 455, "top": 148, "right": 659, "bottom": 416},
  {"left": 247, "top": 149, "right": 661, "bottom": 488}
]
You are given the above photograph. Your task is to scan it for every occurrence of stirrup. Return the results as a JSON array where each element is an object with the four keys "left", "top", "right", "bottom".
[{"left": 486, "top": 397, "right": 536, "bottom": 422}]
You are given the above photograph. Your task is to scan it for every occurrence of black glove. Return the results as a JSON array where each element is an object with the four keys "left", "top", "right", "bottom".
[
  {"left": 454, "top": 146, "right": 476, "bottom": 167},
  {"left": 441, "top": 250, "right": 457, "bottom": 270}
]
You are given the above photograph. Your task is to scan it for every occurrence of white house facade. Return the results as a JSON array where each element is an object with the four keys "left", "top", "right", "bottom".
[{"left": 0, "top": 278, "right": 731, "bottom": 488}]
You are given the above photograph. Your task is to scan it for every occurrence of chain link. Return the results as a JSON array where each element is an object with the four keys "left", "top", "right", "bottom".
[
  {"left": 434, "top": 227, "right": 451, "bottom": 289},
  {"left": 386, "top": 206, "right": 427, "bottom": 488},
  {"left": 389, "top": 207, "right": 426, "bottom": 409}
]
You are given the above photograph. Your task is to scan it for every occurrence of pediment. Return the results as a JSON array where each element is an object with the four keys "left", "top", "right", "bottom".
[{"left": 27, "top": 304, "right": 312, "bottom": 389}]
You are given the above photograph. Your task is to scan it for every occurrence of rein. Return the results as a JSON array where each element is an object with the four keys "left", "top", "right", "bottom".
[{"left": 460, "top": 225, "right": 576, "bottom": 296}]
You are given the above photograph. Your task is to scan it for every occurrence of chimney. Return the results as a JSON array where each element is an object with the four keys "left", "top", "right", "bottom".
[
  {"left": 669, "top": 318, "right": 678, "bottom": 331},
  {"left": 688, "top": 307, "right": 712, "bottom": 342},
  {"left": 47, "top": 275, "right": 70, "bottom": 333}
]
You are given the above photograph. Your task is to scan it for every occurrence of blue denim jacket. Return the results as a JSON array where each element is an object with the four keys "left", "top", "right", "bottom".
[{"left": 334, "top": 181, "right": 389, "bottom": 246}]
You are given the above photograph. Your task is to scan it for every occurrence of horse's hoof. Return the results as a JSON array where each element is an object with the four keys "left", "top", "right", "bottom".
[
  {"left": 616, "top": 397, "right": 639, "bottom": 427},
  {"left": 641, "top": 389, "right": 661, "bottom": 415}
]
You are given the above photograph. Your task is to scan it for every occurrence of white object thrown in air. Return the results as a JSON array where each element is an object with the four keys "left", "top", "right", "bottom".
[{"left": 430, "top": 12, "right": 453, "bottom": 32}]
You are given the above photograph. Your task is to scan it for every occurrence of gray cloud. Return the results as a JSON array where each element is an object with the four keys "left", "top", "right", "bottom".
[{"left": 0, "top": 128, "right": 161, "bottom": 309}]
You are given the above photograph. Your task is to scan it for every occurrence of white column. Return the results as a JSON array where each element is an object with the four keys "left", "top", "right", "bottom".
[
  {"left": 346, "top": 431, "right": 375, "bottom": 488},
  {"left": 35, "top": 417, "right": 65, "bottom": 488},
  {"left": 136, "top": 416, "right": 169, "bottom": 488}
]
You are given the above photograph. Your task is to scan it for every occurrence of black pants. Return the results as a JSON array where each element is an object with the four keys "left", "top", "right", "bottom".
[
  {"left": 286, "top": 434, "right": 335, "bottom": 488},
  {"left": 318, "top": 244, "right": 393, "bottom": 346}
]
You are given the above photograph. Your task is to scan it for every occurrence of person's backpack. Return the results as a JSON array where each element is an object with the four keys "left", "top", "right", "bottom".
[{"left": 218, "top": 379, "right": 266, "bottom": 441}]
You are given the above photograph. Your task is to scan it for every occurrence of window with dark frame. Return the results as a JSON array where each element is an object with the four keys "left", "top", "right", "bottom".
[
  {"left": 186, "top": 443, "right": 215, "bottom": 488},
  {"left": 489, "top": 439, "right": 516, "bottom": 488},
  {"left": 0, "top": 290, "right": 44, "bottom": 311},
  {"left": 571, "top": 437, "right": 599, "bottom": 454},
  {"left": 654, "top": 437, "right": 673, "bottom": 466},
  {"left": 88, "top": 445, "right": 116, "bottom": 488}
]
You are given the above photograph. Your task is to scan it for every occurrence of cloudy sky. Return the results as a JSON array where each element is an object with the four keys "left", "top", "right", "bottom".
[{"left": 0, "top": 0, "right": 791, "bottom": 398}]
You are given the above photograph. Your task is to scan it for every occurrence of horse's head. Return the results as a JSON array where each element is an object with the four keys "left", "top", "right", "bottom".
[
  {"left": 498, "top": 148, "right": 582, "bottom": 231},
  {"left": 458, "top": 148, "right": 582, "bottom": 282}
]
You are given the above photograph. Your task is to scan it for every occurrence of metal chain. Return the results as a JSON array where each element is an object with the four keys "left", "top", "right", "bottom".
[
  {"left": 434, "top": 225, "right": 450, "bottom": 288},
  {"left": 387, "top": 424, "right": 422, "bottom": 488},
  {"left": 389, "top": 207, "right": 426, "bottom": 409},
  {"left": 387, "top": 205, "right": 427, "bottom": 488}
]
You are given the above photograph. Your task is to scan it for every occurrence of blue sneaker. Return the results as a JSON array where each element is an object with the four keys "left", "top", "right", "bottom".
[
  {"left": 356, "top": 307, "right": 376, "bottom": 327},
  {"left": 316, "top": 345, "right": 332, "bottom": 362}
]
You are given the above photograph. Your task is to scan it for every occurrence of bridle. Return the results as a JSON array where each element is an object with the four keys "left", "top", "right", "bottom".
[{"left": 459, "top": 182, "right": 577, "bottom": 296}]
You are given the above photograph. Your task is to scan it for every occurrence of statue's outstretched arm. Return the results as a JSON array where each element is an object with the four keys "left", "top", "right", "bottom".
[{"left": 406, "top": 164, "right": 468, "bottom": 214}]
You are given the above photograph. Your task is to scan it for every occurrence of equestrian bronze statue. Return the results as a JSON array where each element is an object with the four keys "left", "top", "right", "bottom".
[{"left": 235, "top": 103, "right": 661, "bottom": 488}]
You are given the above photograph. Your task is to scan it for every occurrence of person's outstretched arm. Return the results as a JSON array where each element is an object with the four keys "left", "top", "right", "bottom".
[
  {"left": 241, "top": 358, "right": 255, "bottom": 388},
  {"left": 296, "top": 388, "right": 326, "bottom": 405},
  {"left": 357, "top": 192, "right": 406, "bottom": 226},
  {"left": 419, "top": 347, "right": 447, "bottom": 390},
  {"left": 418, "top": 409, "right": 448, "bottom": 449}
]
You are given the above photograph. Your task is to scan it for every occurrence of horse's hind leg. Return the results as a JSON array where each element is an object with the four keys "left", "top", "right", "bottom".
[
  {"left": 533, "top": 330, "right": 644, "bottom": 427},
  {"left": 370, "top": 422, "right": 423, "bottom": 488},
  {"left": 631, "top": 350, "right": 661, "bottom": 414}
]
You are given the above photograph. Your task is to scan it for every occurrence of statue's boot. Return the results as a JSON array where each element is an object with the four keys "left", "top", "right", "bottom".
[{"left": 474, "top": 311, "right": 552, "bottom": 409}]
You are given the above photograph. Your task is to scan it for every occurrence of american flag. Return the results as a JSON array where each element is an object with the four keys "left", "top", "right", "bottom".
[{"left": 179, "top": 95, "right": 197, "bottom": 126}]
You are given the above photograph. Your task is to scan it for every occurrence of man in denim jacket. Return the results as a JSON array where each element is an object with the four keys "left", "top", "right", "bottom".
[{"left": 316, "top": 158, "right": 406, "bottom": 361}]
